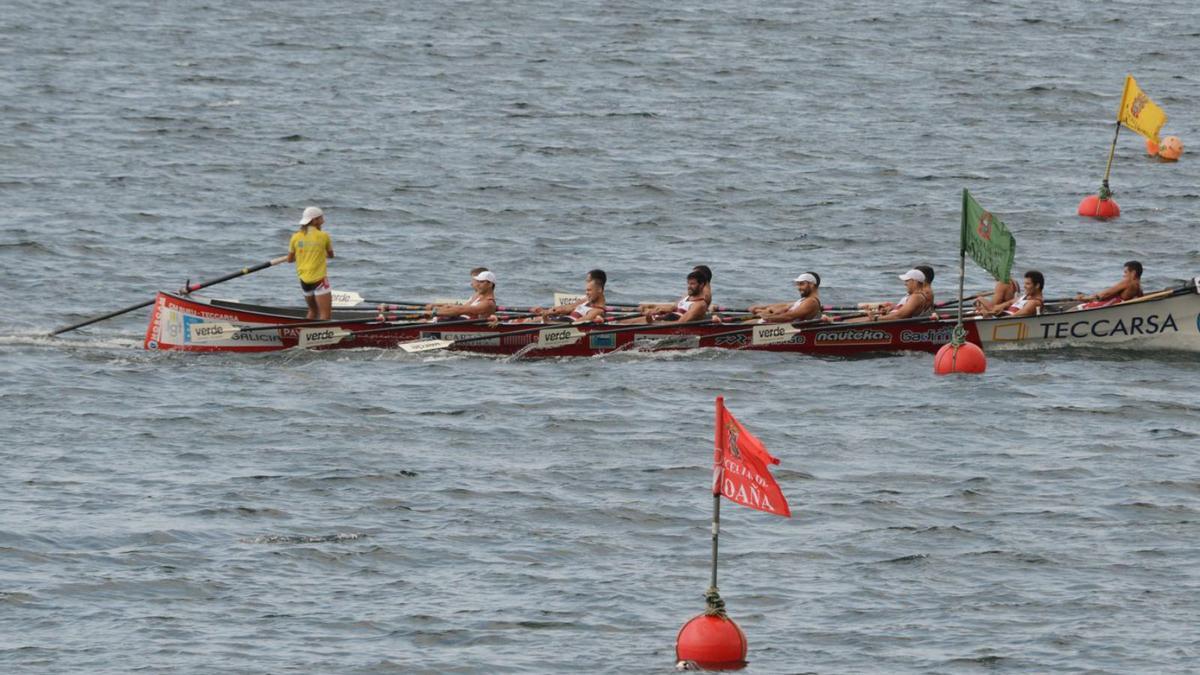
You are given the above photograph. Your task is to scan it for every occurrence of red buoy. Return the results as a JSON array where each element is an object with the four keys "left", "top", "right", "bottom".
[
  {"left": 1077, "top": 194, "right": 1120, "bottom": 218},
  {"left": 934, "top": 341, "right": 987, "bottom": 375},
  {"left": 1146, "top": 138, "right": 1160, "bottom": 156},
  {"left": 675, "top": 614, "right": 748, "bottom": 670},
  {"left": 1159, "top": 136, "right": 1183, "bottom": 161}
]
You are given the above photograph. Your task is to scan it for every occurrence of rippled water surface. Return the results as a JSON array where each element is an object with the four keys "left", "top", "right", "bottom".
[{"left": 3, "top": 1, "right": 1200, "bottom": 672}]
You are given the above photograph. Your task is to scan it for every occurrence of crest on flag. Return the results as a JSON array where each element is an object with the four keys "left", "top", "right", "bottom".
[
  {"left": 713, "top": 397, "right": 791, "bottom": 517},
  {"left": 977, "top": 212, "right": 993, "bottom": 241}
]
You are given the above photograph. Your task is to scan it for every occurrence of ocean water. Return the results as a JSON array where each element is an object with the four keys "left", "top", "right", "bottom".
[{"left": 2, "top": 1, "right": 1199, "bottom": 672}]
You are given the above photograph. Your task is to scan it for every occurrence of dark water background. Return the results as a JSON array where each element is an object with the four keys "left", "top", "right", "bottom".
[{"left": 2, "top": 1, "right": 1199, "bottom": 672}]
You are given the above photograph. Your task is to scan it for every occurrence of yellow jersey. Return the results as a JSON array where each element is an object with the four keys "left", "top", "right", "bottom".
[{"left": 288, "top": 228, "right": 332, "bottom": 283}]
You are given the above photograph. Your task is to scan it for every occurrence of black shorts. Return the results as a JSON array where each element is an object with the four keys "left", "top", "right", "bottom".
[{"left": 300, "top": 277, "right": 330, "bottom": 296}]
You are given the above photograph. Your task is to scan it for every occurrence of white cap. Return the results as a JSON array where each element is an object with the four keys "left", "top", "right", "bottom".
[
  {"left": 793, "top": 273, "right": 817, "bottom": 284},
  {"left": 299, "top": 206, "right": 324, "bottom": 225},
  {"left": 473, "top": 270, "right": 496, "bottom": 284},
  {"left": 898, "top": 269, "right": 926, "bottom": 283}
]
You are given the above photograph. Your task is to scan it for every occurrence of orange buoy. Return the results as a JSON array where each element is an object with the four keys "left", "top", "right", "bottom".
[
  {"left": 1077, "top": 194, "right": 1120, "bottom": 218},
  {"left": 1159, "top": 136, "right": 1183, "bottom": 161},
  {"left": 675, "top": 614, "right": 748, "bottom": 670},
  {"left": 934, "top": 341, "right": 986, "bottom": 375},
  {"left": 1146, "top": 138, "right": 1160, "bottom": 156}
]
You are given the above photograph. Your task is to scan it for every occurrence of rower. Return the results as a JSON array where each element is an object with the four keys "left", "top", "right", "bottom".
[
  {"left": 1073, "top": 260, "right": 1143, "bottom": 310},
  {"left": 978, "top": 270, "right": 1044, "bottom": 317},
  {"left": 839, "top": 268, "right": 932, "bottom": 323},
  {"left": 692, "top": 265, "right": 713, "bottom": 306},
  {"left": 744, "top": 272, "right": 822, "bottom": 323},
  {"left": 533, "top": 269, "right": 608, "bottom": 323},
  {"left": 287, "top": 206, "right": 335, "bottom": 320},
  {"left": 426, "top": 269, "right": 498, "bottom": 320},
  {"left": 974, "top": 274, "right": 1019, "bottom": 316},
  {"left": 625, "top": 270, "right": 710, "bottom": 324}
]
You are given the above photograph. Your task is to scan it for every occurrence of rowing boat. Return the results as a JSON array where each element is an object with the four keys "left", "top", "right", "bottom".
[
  {"left": 141, "top": 291, "right": 974, "bottom": 356},
  {"left": 973, "top": 279, "right": 1200, "bottom": 351},
  {"left": 142, "top": 278, "right": 1200, "bottom": 356}
]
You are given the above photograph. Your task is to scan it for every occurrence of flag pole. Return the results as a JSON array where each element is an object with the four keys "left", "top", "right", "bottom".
[
  {"left": 1099, "top": 121, "right": 1121, "bottom": 198},
  {"left": 954, "top": 190, "right": 968, "bottom": 346},
  {"left": 707, "top": 397, "right": 727, "bottom": 617}
]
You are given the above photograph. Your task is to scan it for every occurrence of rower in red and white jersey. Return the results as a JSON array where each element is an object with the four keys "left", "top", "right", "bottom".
[
  {"left": 975, "top": 274, "right": 1019, "bottom": 316},
  {"left": 1072, "top": 260, "right": 1143, "bottom": 311},
  {"left": 840, "top": 268, "right": 933, "bottom": 323},
  {"left": 978, "top": 270, "right": 1044, "bottom": 318},
  {"left": 623, "top": 270, "right": 710, "bottom": 324},
  {"left": 425, "top": 268, "right": 498, "bottom": 321},
  {"left": 743, "top": 272, "right": 822, "bottom": 323},
  {"left": 532, "top": 269, "right": 608, "bottom": 324}
]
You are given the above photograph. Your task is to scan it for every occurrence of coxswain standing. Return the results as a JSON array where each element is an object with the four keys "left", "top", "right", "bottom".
[
  {"left": 427, "top": 269, "right": 498, "bottom": 320},
  {"left": 533, "top": 269, "right": 608, "bottom": 323},
  {"left": 287, "top": 206, "right": 335, "bottom": 320}
]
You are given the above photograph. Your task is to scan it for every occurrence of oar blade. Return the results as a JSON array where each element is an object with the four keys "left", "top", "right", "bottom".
[
  {"left": 398, "top": 338, "right": 455, "bottom": 353},
  {"left": 535, "top": 326, "right": 584, "bottom": 350},
  {"left": 752, "top": 323, "right": 801, "bottom": 346},
  {"left": 297, "top": 327, "right": 351, "bottom": 349},
  {"left": 553, "top": 292, "right": 585, "bottom": 307},
  {"left": 331, "top": 290, "right": 364, "bottom": 307},
  {"left": 188, "top": 322, "right": 242, "bottom": 342}
]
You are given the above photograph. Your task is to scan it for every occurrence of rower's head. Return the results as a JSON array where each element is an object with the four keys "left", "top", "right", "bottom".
[
  {"left": 586, "top": 269, "right": 606, "bottom": 299},
  {"left": 472, "top": 269, "right": 496, "bottom": 292},
  {"left": 686, "top": 270, "right": 708, "bottom": 297},
  {"left": 1024, "top": 270, "right": 1044, "bottom": 294},
  {"left": 915, "top": 264, "right": 934, "bottom": 286},
  {"left": 299, "top": 206, "right": 324, "bottom": 231},
  {"left": 691, "top": 265, "right": 712, "bottom": 284},
  {"left": 1123, "top": 260, "right": 1143, "bottom": 279},
  {"left": 898, "top": 268, "right": 926, "bottom": 292},
  {"left": 793, "top": 272, "right": 820, "bottom": 297}
]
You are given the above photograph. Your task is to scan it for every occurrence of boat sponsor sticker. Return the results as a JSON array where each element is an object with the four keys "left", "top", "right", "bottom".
[
  {"left": 899, "top": 326, "right": 955, "bottom": 344},
  {"left": 1036, "top": 313, "right": 1178, "bottom": 340},
  {"left": 589, "top": 333, "right": 617, "bottom": 349},
  {"left": 812, "top": 327, "right": 891, "bottom": 346},
  {"left": 536, "top": 327, "right": 584, "bottom": 349},
  {"left": 181, "top": 315, "right": 282, "bottom": 346}
]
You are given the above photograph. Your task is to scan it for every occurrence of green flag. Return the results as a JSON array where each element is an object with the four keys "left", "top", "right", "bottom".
[{"left": 961, "top": 189, "right": 1015, "bottom": 282}]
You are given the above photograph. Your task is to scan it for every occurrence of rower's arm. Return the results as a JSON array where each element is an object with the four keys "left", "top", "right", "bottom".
[
  {"left": 772, "top": 298, "right": 819, "bottom": 322},
  {"left": 675, "top": 300, "right": 709, "bottom": 323},
  {"left": 883, "top": 295, "right": 922, "bottom": 320},
  {"left": 573, "top": 306, "right": 605, "bottom": 323},
  {"left": 1010, "top": 298, "right": 1042, "bottom": 317},
  {"left": 1080, "top": 279, "right": 1127, "bottom": 302}
]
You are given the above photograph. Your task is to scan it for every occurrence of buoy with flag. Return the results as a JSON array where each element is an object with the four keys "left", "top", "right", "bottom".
[
  {"left": 675, "top": 397, "right": 791, "bottom": 671},
  {"left": 1078, "top": 74, "right": 1167, "bottom": 219},
  {"left": 936, "top": 188, "right": 1009, "bottom": 375}
]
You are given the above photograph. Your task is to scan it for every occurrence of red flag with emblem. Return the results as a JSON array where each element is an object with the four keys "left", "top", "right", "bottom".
[{"left": 713, "top": 397, "right": 791, "bottom": 517}]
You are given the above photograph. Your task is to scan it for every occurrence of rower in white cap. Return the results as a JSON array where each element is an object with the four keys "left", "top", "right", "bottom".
[
  {"left": 743, "top": 272, "right": 822, "bottom": 323},
  {"left": 425, "top": 267, "right": 498, "bottom": 321},
  {"left": 839, "top": 268, "right": 933, "bottom": 323},
  {"left": 287, "top": 206, "right": 335, "bottom": 320}
]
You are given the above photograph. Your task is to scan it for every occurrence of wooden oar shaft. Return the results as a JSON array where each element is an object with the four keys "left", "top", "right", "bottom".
[{"left": 50, "top": 254, "right": 288, "bottom": 336}]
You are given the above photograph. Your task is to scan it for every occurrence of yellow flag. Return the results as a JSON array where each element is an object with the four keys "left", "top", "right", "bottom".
[{"left": 1117, "top": 75, "right": 1167, "bottom": 144}]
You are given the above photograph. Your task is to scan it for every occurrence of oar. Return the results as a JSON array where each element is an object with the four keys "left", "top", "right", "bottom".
[
  {"left": 189, "top": 312, "right": 538, "bottom": 344},
  {"left": 394, "top": 317, "right": 720, "bottom": 353},
  {"left": 50, "top": 254, "right": 289, "bottom": 336}
]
